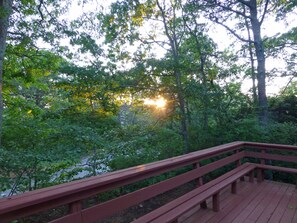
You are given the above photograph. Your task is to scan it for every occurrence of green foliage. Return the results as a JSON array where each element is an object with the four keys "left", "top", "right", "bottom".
[
  {"left": 269, "top": 95, "right": 297, "bottom": 123},
  {"left": 107, "top": 124, "right": 183, "bottom": 170},
  {"left": 266, "top": 122, "right": 297, "bottom": 145},
  {"left": 1, "top": 0, "right": 297, "bottom": 198}
]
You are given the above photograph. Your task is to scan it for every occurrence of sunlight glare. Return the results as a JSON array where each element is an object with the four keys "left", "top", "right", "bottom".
[{"left": 144, "top": 97, "right": 166, "bottom": 109}]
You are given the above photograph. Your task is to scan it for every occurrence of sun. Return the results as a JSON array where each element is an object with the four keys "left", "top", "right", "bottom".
[
  {"left": 144, "top": 97, "right": 166, "bottom": 109},
  {"left": 155, "top": 97, "right": 166, "bottom": 108}
]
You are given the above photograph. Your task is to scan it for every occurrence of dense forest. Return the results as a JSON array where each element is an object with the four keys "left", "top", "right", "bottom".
[{"left": 0, "top": 0, "right": 296, "bottom": 197}]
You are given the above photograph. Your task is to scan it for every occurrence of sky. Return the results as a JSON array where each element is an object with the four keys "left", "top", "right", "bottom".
[
  {"left": 208, "top": 11, "right": 296, "bottom": 96},
  {"left": 64, "top": 0, "right": 296, "bottom": 96}
]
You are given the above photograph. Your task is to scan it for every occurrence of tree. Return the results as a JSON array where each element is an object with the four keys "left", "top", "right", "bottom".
[
  {"left": 0, "top": 0, "right": 92, "bottom": 145},
  {"left": 195, "top": 0, "right": 296, "bottom": 125},
  {"left": 100, "top": 0, "right": 190, "bottom": 153},
  {"left": 0, "top": 0, "right": 13, "bottom": 145},
  {"left": 154, "top": 0, "right": 190, "bottom": 153},
  {"left": 265, "top": 27, "right": 297, "bottom": 81},
  {"left": 182, "top": 2, "right": 218, "bottom": 130}
]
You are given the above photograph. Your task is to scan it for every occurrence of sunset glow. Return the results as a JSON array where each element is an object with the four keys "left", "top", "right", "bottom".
[{"left": 144, "top": 97, "right": 166, "bottom": 109}]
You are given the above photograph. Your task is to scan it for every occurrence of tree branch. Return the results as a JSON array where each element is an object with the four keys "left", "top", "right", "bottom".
[
  {"left": 259, "top": 0, "right": 269, "bottom": 26},
  {"left": 156, "top": 0, "right": 175, "bottom": 50},
  {"left": 281, "top": 76, "right": 295, "bottom": 95},
  {"left": 37, "top": 0, "right": 45, "bottom": 24},
  {"left": 218, "top": 4, "right": 252, "bottom": 19},
  {"left": 213, "top": 18, "right": 254, "bottom": 43}
]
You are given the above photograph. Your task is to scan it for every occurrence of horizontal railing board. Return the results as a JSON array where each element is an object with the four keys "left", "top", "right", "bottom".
[
  {"left": 79, "top": 151, "right": 245, "bottom": 222},
  {"left": 244, "top": 142, "right": 297, "bottom": 151},
  {"left": 151, "top": 165, "right": 256, "bottom": 223},
  {"left": 256, "top": 164, "right": 297, "bottom": 174},
  {"left": 0, "top": 141, "right": 243, "bottom": 216},
  {"left": 132, "top": 163, "right": 255, "bottom": 223},
  {"left": 50, "top": 212, "right": 82, "bottom": 223},
  {"left": 1, "top": 141, "right": 297, "bottom": 223},
  {"left": 245, "top": 151, "right": 297, "bottom": 163}
]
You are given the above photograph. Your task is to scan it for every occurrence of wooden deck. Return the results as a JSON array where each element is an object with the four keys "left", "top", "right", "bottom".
[
  {"left": 2, "top": 142, "right": 297, "bottom": 223},
  {"left": 180, "top": 179, "right": 297, "bottom": 223}
]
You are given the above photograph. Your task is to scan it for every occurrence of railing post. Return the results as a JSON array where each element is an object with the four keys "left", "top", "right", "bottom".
[
  {"left": 194, "top": 162, "right": 207, "bottom": 209},
  {"left": 69, "top": 201, "right": 82, "bottom": 213},
  {"left": 69, "top": 201, "right": 83, "bottom": 222},
  {"left": 260, "top": 149, "right": 265, "bottom": 165},
  {"left": 249, "top": 169, "right": 254, "bottom": 183},
  {"left": 257, "top": 149, "right": 265, "bottom": 182},
  {"left": 236, "top": 149, "right": 241, "bottom": 167},
  {"left": 231, "top": 181, "right": 237, "bottom": 194},
  {"left": 236, "top": 149, "right": 245, "bottom": 181},
  {"left": 213, "top": 193, "right": 220, "bottom": 212}
]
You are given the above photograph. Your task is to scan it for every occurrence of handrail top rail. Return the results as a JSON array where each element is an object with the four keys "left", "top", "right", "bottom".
[
  {"left": 0, "top": 141, "right": 296, "bottom": 215},
  {"left": 244, "top": 141, "right": 297, "bottom": 150}
]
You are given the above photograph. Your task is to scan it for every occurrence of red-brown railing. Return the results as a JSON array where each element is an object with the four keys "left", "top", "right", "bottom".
[{"left": 0, "top": 141, "right": 296, "bottom": 223}]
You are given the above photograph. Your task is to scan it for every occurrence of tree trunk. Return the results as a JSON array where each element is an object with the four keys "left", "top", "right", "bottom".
[
  {"left": 0, "top": 0, "right": 12, "bottom": 146},
  {"left": 157, "top": 0, "right": 189, "bottom": 153},
  {"left": 244, "top": 14, "right": 257, "bottom": 105},
  {"left": 200, "top": 56, "right": 209, "bottom": 130},
  {"left": 172, "top": 47, "right": 190, "bottom": 154},
  {"left": 249, "top": 0, "right": 268, "bottom": 126},
  {"left": 174, "top": 67, "right": 190, "bottom": 154}
]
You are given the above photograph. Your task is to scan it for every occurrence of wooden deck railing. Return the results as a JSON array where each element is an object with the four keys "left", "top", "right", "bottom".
[{"left": 0, "top": 141, "right": 297, "bottom": 223}]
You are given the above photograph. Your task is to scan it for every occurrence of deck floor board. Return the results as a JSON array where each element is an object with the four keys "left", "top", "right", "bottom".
[{"left": 180, "top": 180, "right": 297, "bottom": 223}]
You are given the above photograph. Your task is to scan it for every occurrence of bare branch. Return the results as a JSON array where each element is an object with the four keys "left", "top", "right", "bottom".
[
  {"left": 139, "top": 38, "right": 170, "bottom": 50},
  {"left": 259, "top": 0, "right": 269, "bottom": 25},
  {"left": 37, "top": 0, "right": 45, "bottom": 24},
  {"left": 7, "top": 31, "right": 24, "bottom": 36},
  {"left": 281, "top": 76, "right": 295, "bottom": 95},
  {"left": 213, "top": 18, "right": 254, "bottom": 43},
  {"left": 156, "top": 0, "right": 175, "bottom": 49},
  {"left": 218, "top": 4, "right": 252, "bottom": 19}
]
